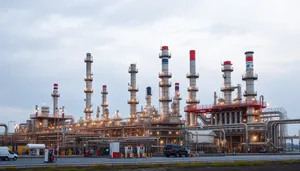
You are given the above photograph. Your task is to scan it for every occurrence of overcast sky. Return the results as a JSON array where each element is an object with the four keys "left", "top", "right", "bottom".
[{"left": 0, "top": 0, "right": 299, "bottom": 138}]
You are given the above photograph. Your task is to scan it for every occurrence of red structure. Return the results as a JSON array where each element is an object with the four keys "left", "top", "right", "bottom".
[{"left": 184, "top": 101, "right": 267, "bottom": 114}]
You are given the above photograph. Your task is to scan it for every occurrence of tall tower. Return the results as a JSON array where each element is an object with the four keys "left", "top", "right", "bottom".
[
  {"left": 242, "top": 51, "right": 258, "bottom": 123},
  {"left": 159, "top": 46, "right": 172, "bottom": 121},
  {"left": 128, "top": 64, "right": 139, "bottom": 123},
  {"left": 96, "top": 106, "right": 100, "bottom": 120},
  {"left": 101, "top": 85, "right": 109, "bottom": 120},
  {"left": 221, "top": 61, "right": 235, "bottom": 104},
  {"left": 174, "top": 82, "right": 182, "bottom": 118},
  {"left": 186, "top": 50, "right": 200, "bottom": 126},
  {"left": 51, "top": 83, "right": 60, "bottom": 117},
  {"left": 84, "top": 53, "right": 93, "bottom": 122},
  {"left": 145, "top": 87, "right": 152, "bottom": 108}
]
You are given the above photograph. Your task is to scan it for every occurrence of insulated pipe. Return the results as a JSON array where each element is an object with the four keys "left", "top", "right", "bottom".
[
  {"left": 84, "top": 53, "right": 94, "bottom": 121},
  {"left": 0, "top": 124, "right": 8, "bottom": 137}
]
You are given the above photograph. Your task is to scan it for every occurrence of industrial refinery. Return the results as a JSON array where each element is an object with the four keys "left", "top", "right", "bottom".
[{"left": 0, "top": 46, "right": 298, "bottom": 156}]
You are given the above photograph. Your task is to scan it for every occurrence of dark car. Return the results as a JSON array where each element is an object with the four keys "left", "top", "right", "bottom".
[{"left": 163, "top": 144, "right": 189, "bottom": 157}]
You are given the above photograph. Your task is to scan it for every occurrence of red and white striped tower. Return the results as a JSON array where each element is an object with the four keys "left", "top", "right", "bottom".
[
  {"left": 84, "top": 53, "right": 93, "bottom": 121},
  {"left": 242, "top": 51, "right": 258, "bottom": 123},
  {"left": 186, "top": 50, "right": 200, "bottom": 126},
  {"left": 159, "top": 46, "right": 172, "bottom": 121},
  {"left": 221, "top": 61, "right": 235, "bottom": 104},
  {"left": 51, "top": 83, "right": 60, "bottom": 117}
]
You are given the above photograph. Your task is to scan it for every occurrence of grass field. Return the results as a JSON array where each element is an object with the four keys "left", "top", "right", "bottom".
[{"left": 1, "top": 160, "right": 300, "bottom": 171}]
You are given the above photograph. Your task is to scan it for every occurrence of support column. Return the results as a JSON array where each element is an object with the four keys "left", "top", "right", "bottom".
[
  {"left": 225, "top": 113, "right": 228, "bottom": 124},
  {"left": 215, "top": 113, "right": 218, "bottom": 125},
  {"left": 229, "top": 112, "right": 232, "bottom": 124},
  {"left": 239, "top": 111, "right": 242, "bottom": 123},
  {"left": 234, "top": 112, "right": 237, "bottom": 124},
  {"left": 220, "top": 113, "right": 223, "bottom": 125}
]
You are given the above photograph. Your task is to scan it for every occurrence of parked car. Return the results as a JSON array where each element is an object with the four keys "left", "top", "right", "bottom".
[
  {"left": 0, "top": 147, "right": 18, "bottom": 161},
  {"left": 163, "top": 144, "right": 189, "bottom": 157}
]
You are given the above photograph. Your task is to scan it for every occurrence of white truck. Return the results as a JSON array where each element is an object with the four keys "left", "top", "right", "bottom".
[{"left": 0, "top": 146, "right": 18, "bottom": 161}]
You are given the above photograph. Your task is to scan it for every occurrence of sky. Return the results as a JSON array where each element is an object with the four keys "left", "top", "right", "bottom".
[{"left": 0, "top": 0, "right": 300, "bottom": 138}]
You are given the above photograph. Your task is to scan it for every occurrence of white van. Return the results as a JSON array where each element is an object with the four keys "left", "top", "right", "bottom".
[{"left": 0, "top": 147, "right": 18, "bottom": 161}]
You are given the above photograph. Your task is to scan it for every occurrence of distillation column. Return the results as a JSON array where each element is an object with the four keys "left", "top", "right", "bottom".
[
  {"left": 159, "top": 46, "right": 172, "bottom": 121},
  {"left": 96, "top": 106, "right": 100, "bottom": 120},
  {"left": 186, "top": 50, "right": 200, "bottom": 126},
  {"left": 84, "top": 53, "right": 94, "bottom": 121},
  {"left": 242, "top": 51, "right": 258, "bottom": 123},
  {"left": 145, "top": 87, "right": 152, "bottom": 108},
  {"left": 101, "top": 85, "right": 109, "bottom": 120},
  {"left": 174, "top": 82, "right": 182, "bottom": 118},
  {"left": 51, "top": 83, "right": 60, "bottom": 117},
  {"left": 128, "top": 64, "right": 139, "bottom": 123},
  {"left": 220, "top": 61, "right": 235, "bottom": 104}
]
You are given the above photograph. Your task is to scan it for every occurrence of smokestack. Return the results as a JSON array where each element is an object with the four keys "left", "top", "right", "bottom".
[
  {"left": 221, "top": 61, "right": 234, "bottom": 104},
  {"left": 51, "top": 83, "right": 60, "bottom": 117},
  {"left": 128, "top": 64, "right": 139, "bottom": 123},
  {"left": 186, "top": 50, "right": 200, "bottom": 126},
  {"left": 146, "top": 87, "right": 152, "bottom": 107},
  {"left": 242, "top": 51, "right": 258, "bottom": 123},
  {"left": 159, "top": 46, "right": 172, "bottom": 121},
  {"left": 101, "top": 85, "right": 108, "bottom": 120},
  {"left": 84, "top": 53, "right": 93, "bottom": 122}
]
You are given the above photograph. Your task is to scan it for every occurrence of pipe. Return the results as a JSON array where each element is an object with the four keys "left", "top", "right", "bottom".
[
  {"left": 203, "top": 123, "right": 248, "bottom": 153},
  {"left": 19, "top": 123, "right": 27, "bottom": 127},
  {"left": 0, "top": 124, "right": 8, "bottom": 137}
]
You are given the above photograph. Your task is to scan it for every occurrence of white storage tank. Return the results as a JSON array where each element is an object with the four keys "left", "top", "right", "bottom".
[{"left": 26, "top": 144, "right": 45, "bottom": 156}]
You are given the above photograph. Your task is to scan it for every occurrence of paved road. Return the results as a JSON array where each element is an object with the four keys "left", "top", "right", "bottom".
[{"left": 1, "top": 155, "right": 300, "bottom": 168}]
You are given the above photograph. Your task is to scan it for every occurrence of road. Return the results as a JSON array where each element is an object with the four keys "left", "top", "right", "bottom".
[{"left": 1, "top": 155, "right": 300, "bottom": 168}]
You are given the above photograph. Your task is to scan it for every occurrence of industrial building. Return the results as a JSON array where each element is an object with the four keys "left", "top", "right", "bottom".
[{"left": 0, "top": 46, "right": 298, "bottom": 155}]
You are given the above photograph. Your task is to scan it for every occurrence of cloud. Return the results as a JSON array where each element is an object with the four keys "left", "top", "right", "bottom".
[{"left": 0, "top": 0, "right": 300, "bottom": 136}]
